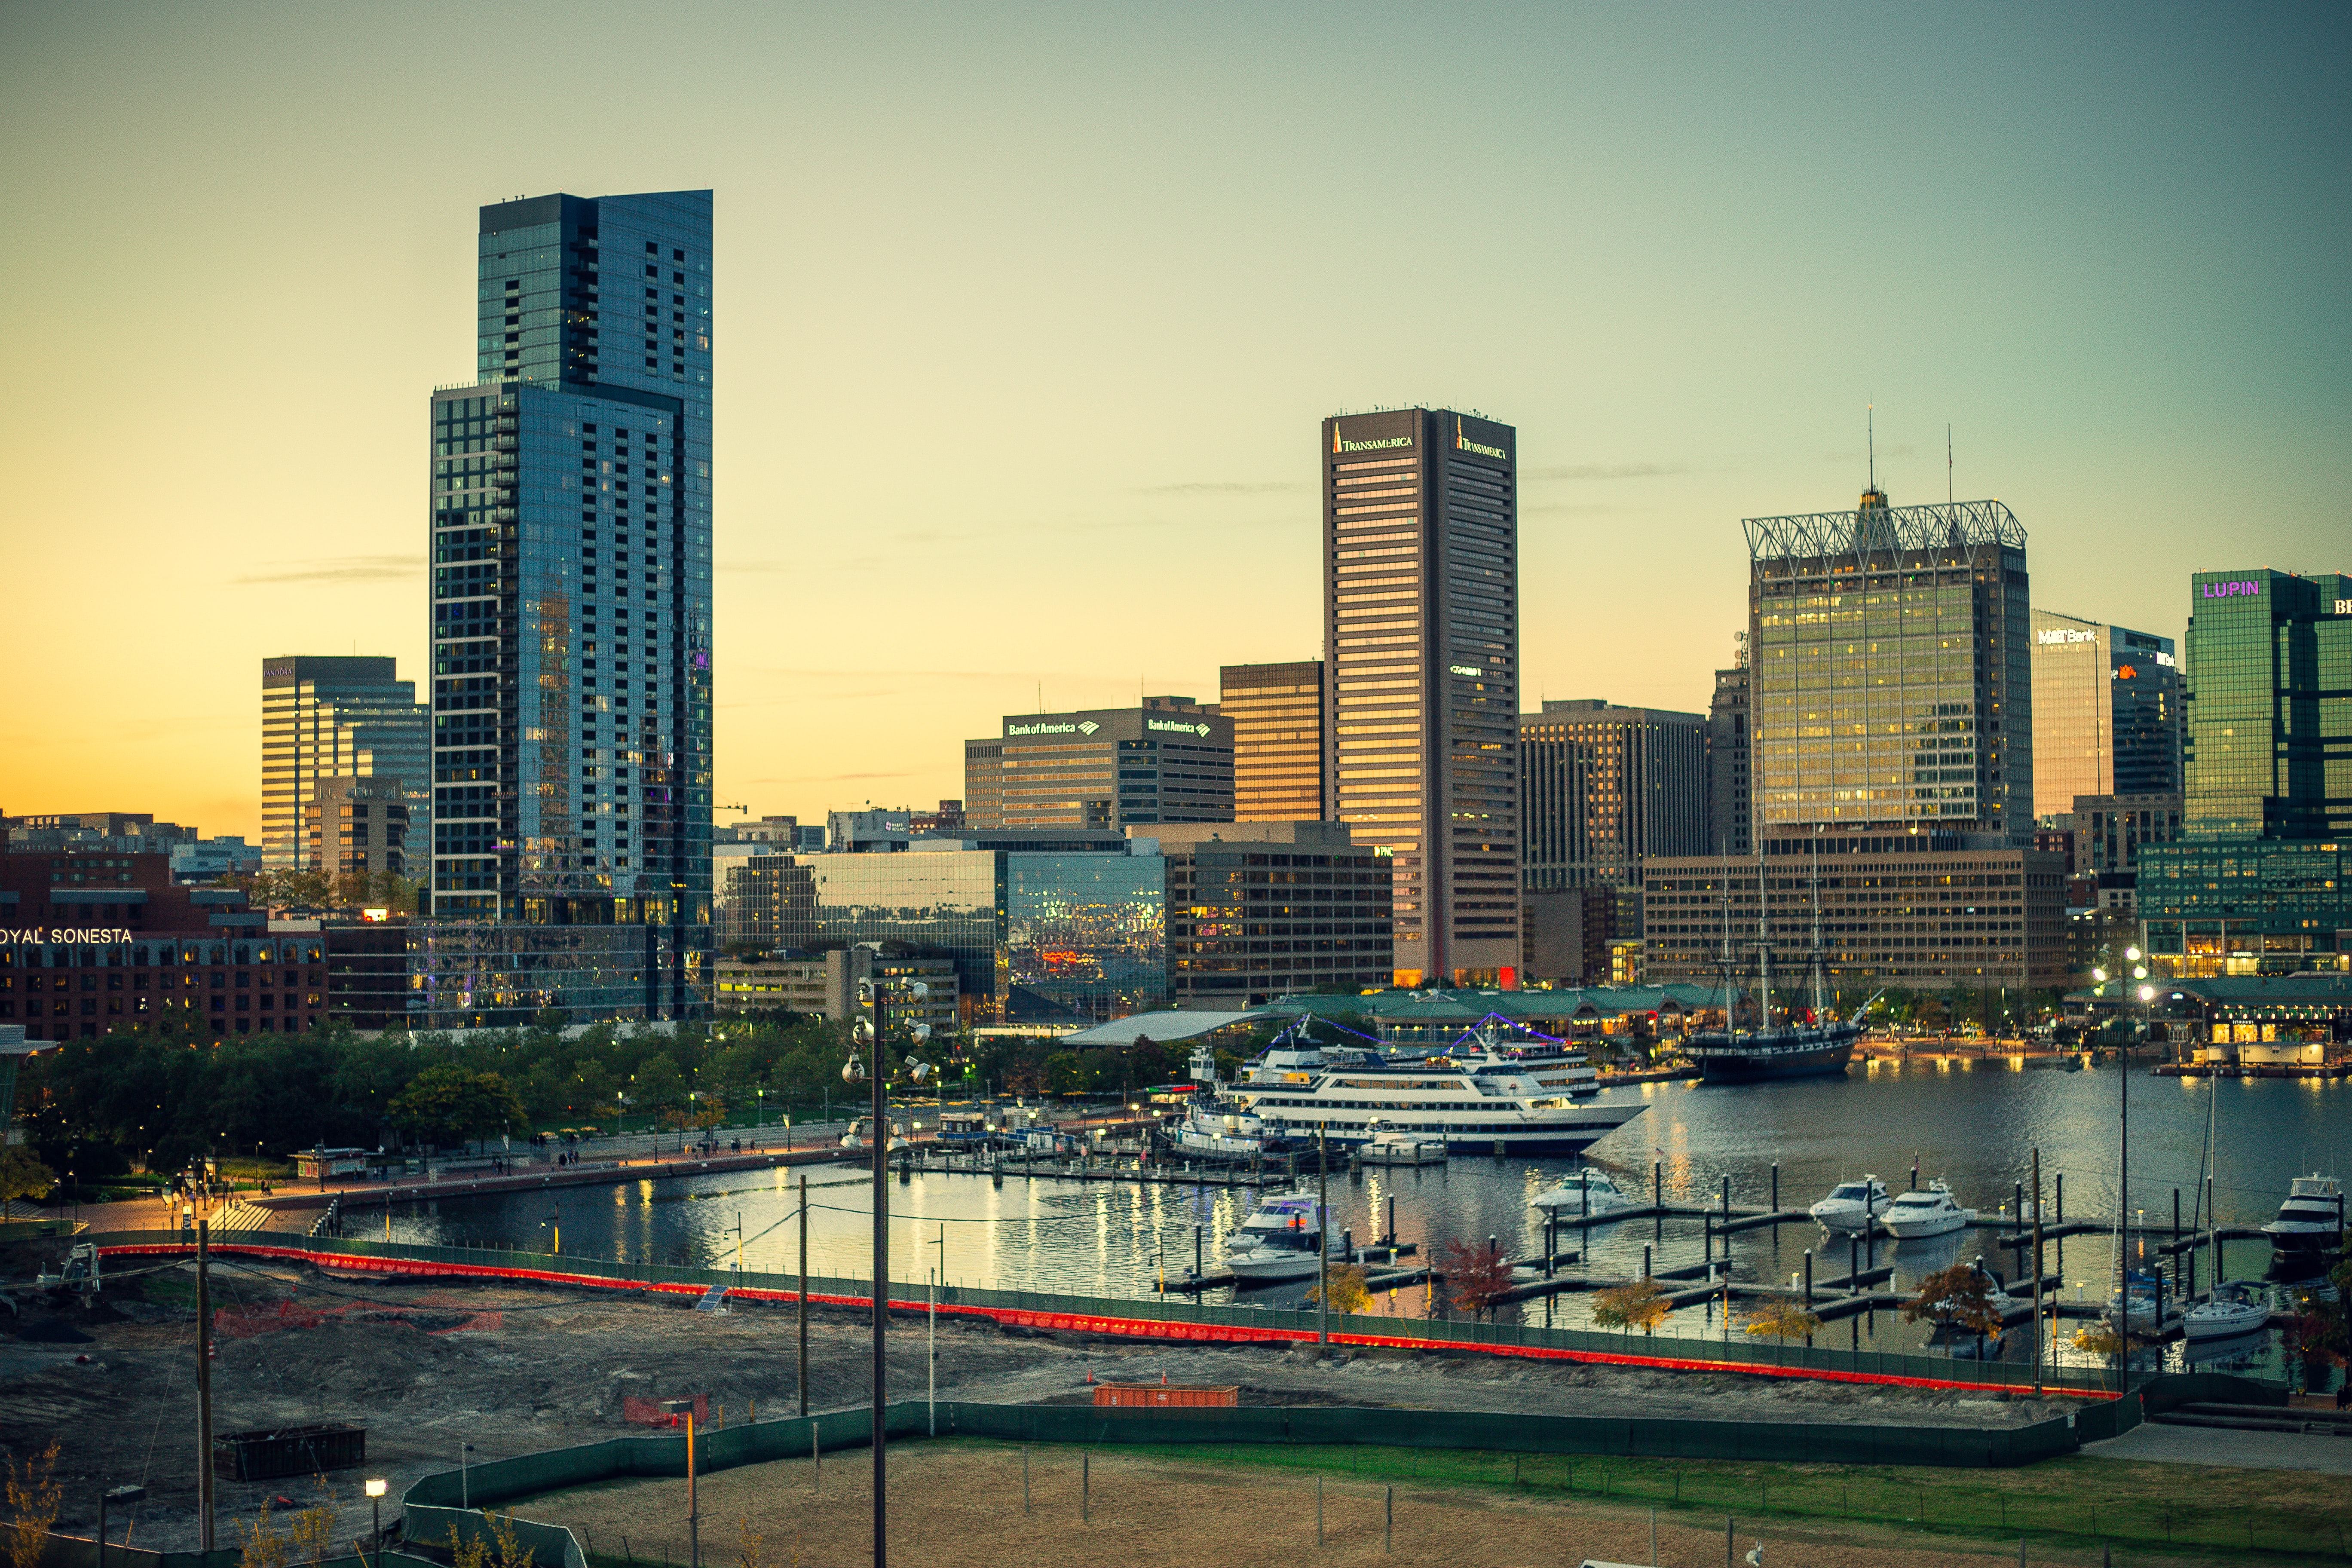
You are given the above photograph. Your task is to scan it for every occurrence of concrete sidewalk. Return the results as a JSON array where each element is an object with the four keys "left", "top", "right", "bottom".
[{"left": 2084, "top": 1421, "right": 2352, "bottom": 1474}]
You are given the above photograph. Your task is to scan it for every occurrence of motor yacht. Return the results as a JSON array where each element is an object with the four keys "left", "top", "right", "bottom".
[
  {"left": 1223, "top": 1194, "right": 1328, "bottom": 1253},
  {"left": 2260, "top": 1173, "right": 2344, "bottom": 1277},
  {"left": 1227, "top": 1241, "right": 1329, "bottom": 1283},
  {"left": 1880, "top": 1179, "right": 1975, "bottom": 1239},
  {"left": 1807, "top": 1175, "right": 1891, "bottom": 1232},
  {"left": 2104, "top": 1269, "right": 2166, "bottom": 1330},
  {"left": 2181, "top": 1280, "right": 2271, "bottom": 1342},
  {"left": 1530, "top": 1167, "right": 1634, "bottom": 1217},
  {"left": 1357, "top": 1121, "right": 1448, "bottom": 1166}
]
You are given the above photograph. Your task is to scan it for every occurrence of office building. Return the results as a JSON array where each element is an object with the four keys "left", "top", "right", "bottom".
[
  {"left": 968, "top": 698, "right": 1233, "bottom": 831},
  {"left": 1519, "top": 699, "right": 1707, "bottom": 933},
  {"left": 2139, "top": 568, "right": 2352, "bottom": 974},
  {"left": 1152, "top": 821, "right": 1392, "bottom": 1005},
  {"left": 169, "top": 837, "right": 263, "bottom": 885},
  {"left": 1706, "top": 640, "right": 1753, "bottom": 859},
  {"left": 260, "top": 657, "right": 428, "bottom": 871},
  {"left": 1222, "top": 661, "right": 1326, "bottom": 822},
  {"left": 423, "top": 189, "right": 714, "bottom": 1022},
  {"left": 713, "top": 837, "right": 1166, "bottom": 1023},
  {"left": 0, "top": 852, "right": 325, "bottom": 1039},
  {"left": 714, "top": 946, "right": 959, "bottom": 1031},
  {"left": 2030, "top": 611, "right": 2181, "bottom": 817},
  {"left": 1321, "top": 407, "right": 1521, "bottom": 987},
  {"left": 2065, "top": 791, "right": 2183, "bottom": 880},
  {"left": 1749, "top": 485, "right": 2034, "bottom": 845},
  {"left": 302, "top": 776, "right": 413, "bottom": 879},
  {"left": 1521, "top": 888, "right": 1616, "bottom": 985},
  {"left": 1643, "top": 841, "right": 2069, "bottom": 994}
]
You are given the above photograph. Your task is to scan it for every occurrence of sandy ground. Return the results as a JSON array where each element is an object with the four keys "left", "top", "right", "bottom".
[
  {"left": 532, "top": 1443, "right": 2286, "bottom": 1568},
  {"left": 0, "top": 1253, "right": 2077, "bottom": 1554}
]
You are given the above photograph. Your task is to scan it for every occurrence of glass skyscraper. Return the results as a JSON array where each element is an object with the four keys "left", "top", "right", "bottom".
[
  {"left": 2028, "top": 610, "right": 2181, "bottom": 818},
  {"left": 423, "top": 190, "right": 714, "bottom": 1021},
  {"left": 1320, "top": 408, "right": 1521, "bottom": 988},
  {"left": 1747, "top": 487, "right": 2034, "bottom": 847},
  {"left": 259, "top": 656, "right": 428, "bottom": 872},
  {"left": 1222, "top": 661, "right": 1326, "bottom": 822}
]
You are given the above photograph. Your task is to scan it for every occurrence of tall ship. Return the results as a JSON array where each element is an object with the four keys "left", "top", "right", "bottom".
[
  {"left": 1681, "top": 851, "right": 1861, "bottom": 1083},
  {"left": 1173, "top": 1020, "right": 1645, "bottom": 1158}
]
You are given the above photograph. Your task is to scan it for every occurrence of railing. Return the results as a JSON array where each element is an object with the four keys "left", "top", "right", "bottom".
[{"left": 83, "top": 1229, "right": 2132, "bottom": 1398}]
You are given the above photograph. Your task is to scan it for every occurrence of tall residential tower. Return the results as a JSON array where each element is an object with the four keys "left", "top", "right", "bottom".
[
  {"left": 422, "top": 190, "right": 714, "bottom": 1023},
  {"left": 1321, "top": 409, "right": 1520, "bottom": 987}
]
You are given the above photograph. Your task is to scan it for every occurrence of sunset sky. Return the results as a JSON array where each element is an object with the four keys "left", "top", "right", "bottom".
[{"left": 3, "top": 3, "right": 2345, "bottom": 840}]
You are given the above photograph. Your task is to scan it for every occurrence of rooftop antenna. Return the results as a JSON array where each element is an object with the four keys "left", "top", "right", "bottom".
[
  {"left": 1947, "top": 425, "right": 1954, "bottom": 506},
  {"left": 1867, "top": 404, "right": 1876, "bottom": 492}
]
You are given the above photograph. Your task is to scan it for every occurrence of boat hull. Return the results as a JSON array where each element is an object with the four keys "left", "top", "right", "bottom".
[
  {"left": 1690, "top": 1038, "right": 1856, "bottom": 1082},
  {"left": 1882, "top": 1215, "right": 1968, "bottom": 1239}
]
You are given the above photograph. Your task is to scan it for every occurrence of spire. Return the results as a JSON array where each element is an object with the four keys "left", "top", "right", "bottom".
[{"left": 1858, "top": 404, "right": 1889, "bottom": 514}]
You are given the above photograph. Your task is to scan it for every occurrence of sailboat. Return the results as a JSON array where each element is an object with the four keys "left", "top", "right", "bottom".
[
  {"left": 1682, "top": 842, "right": 1860, "bottom": 1081},
  {"left": 2182, "top": 1084, "right": 2271, "bottom": 1341}
]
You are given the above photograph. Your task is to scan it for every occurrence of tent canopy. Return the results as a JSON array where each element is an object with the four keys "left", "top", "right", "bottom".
[{"left": 1061, "top": 1010, "right": 1280, "bottom": 1047}]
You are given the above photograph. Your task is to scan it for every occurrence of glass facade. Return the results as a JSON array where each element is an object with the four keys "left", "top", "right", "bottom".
[
  {"left": 2179, "top": 569, "right": 2352, "bottom": 841},
  {"left": 260, "top": 656, "right": 428, "bottom": 871},
  {"left": 426, "top": 190, "right": 714, "bottom": 1021},
  {"left": 408, "top": 920, "right": 673, "bottom": 1029},
  {"left": 2141, "top": 839, "right": 2352, "bottom": 976},
  {"left": 1519, "top": 701, "right": 1707, "bottom": 907},
  {"left": 1221, "top": 661, "right": 1326, "bottom": 821},
  {"left": 1748, "top": 493, "right": 2032, "bottom": 845},
  {"left": 1322, "top": 409, "right": 1521, "bottom": 987},
  {"left": 711, "top": 846, "right": 1166, "bottom": 1023},
  {"left": 2029, "top": 611, "right": 2180, "bottom": 817}
]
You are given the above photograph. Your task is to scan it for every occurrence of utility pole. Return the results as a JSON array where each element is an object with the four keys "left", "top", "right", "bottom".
[
  {"left": 2030, "top": 1145, "right": 2045, "bottom": 1397},
  {"left": 1317, "top": 1124, "right": 1330, "bottom": 1346},
  {"left": 868, "top": 979, "right": 890, "bottom": 1568},
  {"left": 797, "top": 1175, "right": 810, "bottom": 1418},
  {"left": 196, "top": 1217, "right": 214, "bottom": 1553}
]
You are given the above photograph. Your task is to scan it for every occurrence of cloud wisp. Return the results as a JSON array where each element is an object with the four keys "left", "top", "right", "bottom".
[{"left": 233, "top": 554, "right": 421, "bottom": 585}]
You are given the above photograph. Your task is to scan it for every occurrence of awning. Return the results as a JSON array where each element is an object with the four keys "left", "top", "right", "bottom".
[{"left": 1061, "top": 1010, "right": 1280, "bottom": 1046}]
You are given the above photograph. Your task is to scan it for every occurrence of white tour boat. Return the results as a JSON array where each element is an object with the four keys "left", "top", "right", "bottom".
[
  {"left": 2260, "top": 1173, "right": 2344, "bottom": 1276},
  {"left": 1196, "top": 1023, "right": 1646, "bottom": 1159},
  {"left": 1880, "top": 1179, "right": 1975, "bottom": 1239},
  {"left": 1223, "top": 1194, "right": 1329, "bottom": 1252},
  {"left": 1807, "top": 1175, "right": 1892, "bottom": 1232},
  {"left": 1530, "top": 1167, "right": 1635, "bottom": 1216}
]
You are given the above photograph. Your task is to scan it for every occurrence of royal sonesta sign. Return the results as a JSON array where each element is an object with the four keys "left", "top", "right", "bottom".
[{"left": 2, "top": 928, "right": 133, "bottom": 945}]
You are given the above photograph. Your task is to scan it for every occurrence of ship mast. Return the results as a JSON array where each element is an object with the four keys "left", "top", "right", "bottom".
[
  {"left": 1810, "top": 833, "right": 1828, "bottom": 1026},
  {"left": 1754, "top": 847, "right": 1772, "bottom": 1032}
]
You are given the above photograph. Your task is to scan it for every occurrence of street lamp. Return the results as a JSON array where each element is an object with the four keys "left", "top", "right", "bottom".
[
  {"left": 363, "top": 1479, "right": 387, "bottom": 1568},
  {"left": 850, "top": 974, "right": 934, "bottom": 1568}
]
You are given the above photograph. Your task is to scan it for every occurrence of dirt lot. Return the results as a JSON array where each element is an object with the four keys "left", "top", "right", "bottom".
[
  {"left": 534, "top": 1442, "right": 2300, "bottom": 1568},
  {"left": 0, "top": 1252, "right": 2076, "bottom": 1554}
]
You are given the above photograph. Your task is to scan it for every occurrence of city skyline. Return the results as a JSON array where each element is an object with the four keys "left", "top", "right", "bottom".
[{"left": 4, "top": 5, "right": 2346, "bottom": 839}]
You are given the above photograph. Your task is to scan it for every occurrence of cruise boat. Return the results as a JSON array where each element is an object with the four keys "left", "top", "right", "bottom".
[
  {"left": 1191, "top": 1026, "right": 1645, "bottom": 1158},
  {"left": 2181, "top": 1280, "right": 2270, "bottom": 1342},
  {"left": 1530, "top": 1167, "right": 1635, "bottom": 1216},
  {"left": 2260, "top": 1173, "right": 2344, "bottom": 1278},
  {"left": 1807, "top": 1175, "right": 1892, "bottom": 1232},
  {"left": 1880, "top": 1179, "right": 1975, "bottom": 1239}
]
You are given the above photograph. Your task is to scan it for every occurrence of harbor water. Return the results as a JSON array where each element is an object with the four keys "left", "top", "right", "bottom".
[{"left": 375, "top": 1055, "right": 2346, "bottom": 1379}]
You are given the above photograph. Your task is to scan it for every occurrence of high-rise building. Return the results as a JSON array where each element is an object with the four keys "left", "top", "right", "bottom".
[
  {"left": 1706, "top": 640, "right": 1753, "bottom": 859},
  {"left": 1645, "top": 482, "right": 2066, "bottom": 992},
  {"left": 423, "top": 189, "right": 715, "bottom": 1021},
  {"left": 302, "top": 776, "right": 413, "bottom": 878},
  {"left": 1748, "top": 486, "right": 2034, "bottom": 846},
  {"left": 1519, "top": 700, "right": 1707, "bottom": 926},
  {"left": 1222, "top": 661, "right": 1326, "bottom": 822},
  {"left": 2139, "top": 568, "right": 2352, "bottom": 976},
  {"left": 968, "top": 698, "right": 1233, "bottom": 830},
  {"left": 1320, "top": 408, "right": 1521, "bottom": 987},
  {"left": 260, "top": 656, "right": 428, "bottom": 871},
  {"left": 2029, "top": 610, "right": 2181, "bottom": 817},
  {"left": 1151, "top": 820, "right": 1392, "bottom": 1005}
]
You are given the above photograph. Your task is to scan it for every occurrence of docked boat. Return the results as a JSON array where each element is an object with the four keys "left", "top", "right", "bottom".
[
  {"left": 2260, "top": 1173, "right": 2344, "bottom": 1278},
  {"left": 1190, "top": 1026, "right": 1646, "bottom": 1159},
  {"left": 2104, "top": 1269, "right": 2166, "bottom": 1330},
  {"left": 2181, "top": 1280, "right": 2271, "bottom": 1342},
  {"left": 1227, "top": 1241, "right": 1328, "bottom": 1283},
  {"left": 1880, "top": 1179, "right": 1975, "bottom": 1239},
  {"left": 1530, "top": 1167, "right": 1635, "bottom": 1216},
  {"left": 1223, "top": 1194, "right": 1328, "bottom": 1252},
  {"left": 1681, "top": 853, "right": 1862, "bottom": 1081},
  {"left": 1163, "top": 1093, "right": 1292, "bottom": 1162},
  {"left": 1808, "top": 1175, "right": 1892, "bottom": 1232},
  {"left": 1357, "top": 1121, "right": 1449, "bottom": 1166}
]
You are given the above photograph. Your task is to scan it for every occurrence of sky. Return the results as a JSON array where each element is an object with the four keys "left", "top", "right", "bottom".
[{"left": 2, "top": 2, "right": 2346, "bottom": 839}]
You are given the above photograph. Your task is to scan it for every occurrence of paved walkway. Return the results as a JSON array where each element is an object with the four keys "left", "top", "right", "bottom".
[{"left": 2083, "top": 1421, "right": 2352, "bottom": 1474}]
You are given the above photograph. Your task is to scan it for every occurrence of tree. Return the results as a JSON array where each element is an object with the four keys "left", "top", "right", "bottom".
[
  {"left": 1903, "top": 1262, "right": 2005, "bottom": 1348},
  {"left": 1742, "top": 1295, "right": 1822, "bottom": 1344},
  {"left": 1590, "top": 1278, "right": 1672, "bottom": 1335},
  {"left": 1043, "top": 1050, "right": 1093, "bottom": 1097},
  {"left": 3, "top": 1440, "right": 61, "bottom": 1568},
  {"left": 1439, "top": 1237, "right": 1514, "bottom": 1320},
  {"left": 1306, "top": 1264, "right": 1372, "bottom": 1315},
  {"left": 0, "top": 1147, "right": 55, "bottom": 1207},
  {"left": 388, "top": 1066, "right": 528, "bottom": 1152}
]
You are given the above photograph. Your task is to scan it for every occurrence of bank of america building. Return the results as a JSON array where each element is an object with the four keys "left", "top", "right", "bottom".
[{"left": 417, "top": 190, "right": 714, "bottom": 1026}]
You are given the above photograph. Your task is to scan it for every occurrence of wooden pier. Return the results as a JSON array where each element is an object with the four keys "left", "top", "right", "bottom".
[{"left": 903, "top": 1152, "right": 1295, "bottom": 1189}]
